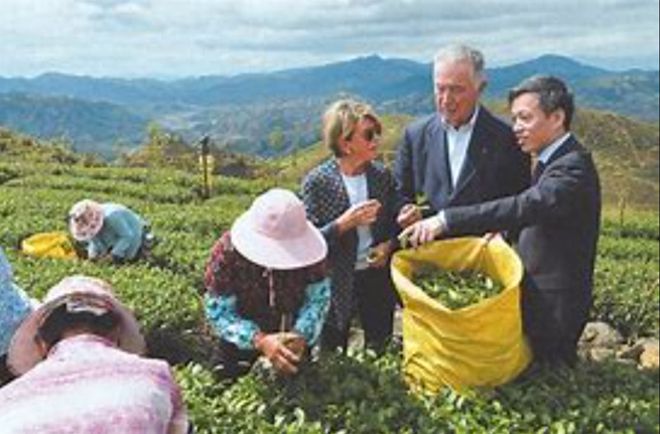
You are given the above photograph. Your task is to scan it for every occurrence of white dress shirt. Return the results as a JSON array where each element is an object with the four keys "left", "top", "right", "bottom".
[
  {"left": 538, "top": 132, "right": 571, "bottom": 165},
  {"left": 441, "top": 107, "right": 479, "bottom": 188},
  {"left": 341, "top": 173, "right": 373, "bottom": 270}
]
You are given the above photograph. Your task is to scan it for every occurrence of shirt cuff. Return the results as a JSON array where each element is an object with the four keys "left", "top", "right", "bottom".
[{"left": 437, "top": 210, "right": 449, "bottom": 233}]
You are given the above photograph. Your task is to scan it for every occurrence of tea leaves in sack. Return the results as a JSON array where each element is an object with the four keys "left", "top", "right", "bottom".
[{"left": 415, "top": 267, "right": 502, "bottom": 310}]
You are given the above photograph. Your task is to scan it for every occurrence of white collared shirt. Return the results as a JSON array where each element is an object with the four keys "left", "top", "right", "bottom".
[
  {"left": 537, "top": 132, "right": 571, "bottom": 165},
  {"left": 440, "top": 107, "right": 479, "bottom": 188}
]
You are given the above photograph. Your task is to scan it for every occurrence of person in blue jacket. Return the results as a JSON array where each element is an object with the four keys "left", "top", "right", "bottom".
[
  {"left": 1, "top": 247, "right": 34, "bottom": 385},
  {"left": 68, "top": 200, "right": 152, "bottom": 264}
]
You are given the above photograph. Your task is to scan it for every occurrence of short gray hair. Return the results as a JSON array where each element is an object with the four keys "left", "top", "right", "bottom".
[{"left": 433, "top": 44, "right": 485, "bottom": 87}]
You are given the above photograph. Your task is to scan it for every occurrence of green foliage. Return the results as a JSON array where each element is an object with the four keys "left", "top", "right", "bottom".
[
  {"left": 415, "top": 268, "right": 502, "bottom": 310},
  {"left": 176, "top": 350, "right": 659, "bottom": 434},
  {"left": 0, "top": 140, "right": 658, "bottom": 432}
]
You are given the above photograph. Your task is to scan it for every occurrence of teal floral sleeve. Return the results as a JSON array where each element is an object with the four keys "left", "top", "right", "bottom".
[
  {"left": 293, "top": 278, "right": 331, "bottom": 346},
  {"left": 204, "top": 294, "right": 260, "bottom": 350},
  {"left": 204, "top": 277, "right": 330, "bottom": 350}
]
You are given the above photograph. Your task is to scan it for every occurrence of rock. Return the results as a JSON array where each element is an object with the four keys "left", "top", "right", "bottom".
[
  {"left": 588, "top": 348, "right": 617, "bottom": 363},
  {"left": 639, "top": 339, "right": 659, "bottom": 371},
  {"left": 617, "top": 343, "right": 644, "bottom": 360},
  {"left": 615, "top": 358, "right": 638, "bottom": 367},
  {"left": 348, "top": 327, "right": 364, "bottom": 351},
  {"left": 579, "top": 322, "right": 624, "bottom": 349}
]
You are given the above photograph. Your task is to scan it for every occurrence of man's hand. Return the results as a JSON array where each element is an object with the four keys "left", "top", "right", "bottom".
[
  {"left": 398, "top": 215, "right": 444, "bottom": 248},
  {"left": 254, "top": 333, "right": 301, "bottom": 376},
  {"left": 397, "top": 203, "right": 423, "bottom": 228}
]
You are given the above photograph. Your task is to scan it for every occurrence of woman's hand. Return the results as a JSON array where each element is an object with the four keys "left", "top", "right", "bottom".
[
  {"left": 367, "top": 240, "right": 394, "bottom": 268},
  {"left": 254, "top": 332, "right": 302, "bottom": 376},
  {"left": 336, "top": 199, "right": 381, "bottom": 234}
]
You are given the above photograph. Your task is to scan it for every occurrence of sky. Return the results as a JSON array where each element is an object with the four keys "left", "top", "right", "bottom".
[{"left": 1, "top": 0, "right": 658, "bottom": 78}]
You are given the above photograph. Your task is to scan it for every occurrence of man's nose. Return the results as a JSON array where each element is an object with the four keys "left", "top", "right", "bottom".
[{"left": 512, "top": 122, "right": 524, "bottom": 133}]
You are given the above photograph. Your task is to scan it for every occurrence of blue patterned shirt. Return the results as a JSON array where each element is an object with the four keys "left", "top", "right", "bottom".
[
  {"left": 88, "top": 204, "right": 147, "bottom": 260},
  {"left": 0, "top": 248, "right": 32, "bottom": 356},
  {"left": 205, "top": 278, "right": 331, "bottom": 350}
]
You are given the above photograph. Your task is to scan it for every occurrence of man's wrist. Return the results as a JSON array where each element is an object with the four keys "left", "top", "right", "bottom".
[{"left": 436, "top": 211, "right": 448, "bottom": 234}]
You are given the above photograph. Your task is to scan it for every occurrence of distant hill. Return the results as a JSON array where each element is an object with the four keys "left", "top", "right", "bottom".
[
  {"left": 0, "top": 54, "right": 657, "bottom": 158},
  {"left": 0, "top": 93, "right": 147, "bottom": 158},
  {"left": 486, "top": 55, "right": 659, "bottom": 122},
  {"left": 2, "top": 104, "right": 657, "bottom": 210}
]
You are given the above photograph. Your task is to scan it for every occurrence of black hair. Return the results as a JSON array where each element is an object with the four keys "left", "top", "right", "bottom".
[
  {"left": 37, "top": 304, "right": 119, "bottom": 349},
  {"left": 508, "top": 75, "right": 575, "bottom": 129}
]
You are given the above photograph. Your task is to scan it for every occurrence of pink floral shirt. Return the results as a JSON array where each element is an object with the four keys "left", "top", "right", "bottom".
[{"left": 0, "top": 334, "right": 189, "bottom": 434}]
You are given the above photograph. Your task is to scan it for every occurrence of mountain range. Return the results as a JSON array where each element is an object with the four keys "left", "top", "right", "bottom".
[{"left": 0, "top": 54, "right": 658, "bottom": 159}]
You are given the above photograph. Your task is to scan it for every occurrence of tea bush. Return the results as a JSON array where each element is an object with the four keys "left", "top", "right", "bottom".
[{"left": 1, "top": 161, "right": 658, "bottom": 433}]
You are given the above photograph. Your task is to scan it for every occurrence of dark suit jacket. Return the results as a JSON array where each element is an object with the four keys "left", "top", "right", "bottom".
[
  {"left": 394, "top": 107, "right": 530, "bottom": 224},
  {"left": 301, "top": 159, "right": 399, "bottom": 332},
  {"left": 443, "top": 135, "right": 601, "bottom": 297}
]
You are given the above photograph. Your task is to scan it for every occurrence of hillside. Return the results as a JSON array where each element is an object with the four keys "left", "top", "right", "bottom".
[
  {"left": 3, "top": 100, "right": 657, "bottom": 212},
  {"left": 0, "top": 93, "right": 147, "bottom": 158},
  {"left": 0, "top": 54, "right": 657, "bottom": 158}
]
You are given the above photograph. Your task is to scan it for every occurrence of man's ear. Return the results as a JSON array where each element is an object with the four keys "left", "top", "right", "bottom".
[
  {"left": 551, "top": 109, "right": 566, "bottom": 130},
  {"left": 478, "top": 78, "right": 488, "bottom": 93}
]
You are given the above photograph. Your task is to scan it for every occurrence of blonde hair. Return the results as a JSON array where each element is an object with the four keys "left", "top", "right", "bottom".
[{"left": 322, "top": 99, "right": 381, "bottom": 157}]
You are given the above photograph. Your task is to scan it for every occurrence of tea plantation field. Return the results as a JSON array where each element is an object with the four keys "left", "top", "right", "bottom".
[{"left": 1, "top": 160, "right": 658, "bottom": 433}]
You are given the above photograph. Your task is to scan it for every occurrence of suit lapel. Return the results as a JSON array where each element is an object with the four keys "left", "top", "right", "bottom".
[
  {"left": 535, "top": 135, "right": 580, "bottom": 184},
  {"left": 426, "top": 116, "right": 453, "bottom": 205},
  {"left": 546, "top": 134, "right": 579, "bottom": 167}
]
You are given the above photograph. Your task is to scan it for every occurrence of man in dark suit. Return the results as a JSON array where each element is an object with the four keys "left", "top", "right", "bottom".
[
  {"left": 401, "top": 76, "right": 602, "bottom": 367},
  {"left": 395, "top": 44, "right": 530, "bottom": 229}
]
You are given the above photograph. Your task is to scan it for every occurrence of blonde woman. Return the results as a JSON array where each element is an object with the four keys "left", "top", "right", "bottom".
[{"left": 301, "top": 99, "right": 400, "bottom": 352}]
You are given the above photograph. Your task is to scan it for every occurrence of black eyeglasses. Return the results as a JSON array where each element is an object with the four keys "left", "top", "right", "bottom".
[{"left": 361, "top": 128, "right": 381, "bottom": 143}]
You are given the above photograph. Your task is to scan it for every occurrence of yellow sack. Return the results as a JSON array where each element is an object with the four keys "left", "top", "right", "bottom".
[
  {"left": 21, "top": 231, "right": 78, "bottom": 260},
  {"left": 391, "top": 236, "right": 531, "bottom": 394}
]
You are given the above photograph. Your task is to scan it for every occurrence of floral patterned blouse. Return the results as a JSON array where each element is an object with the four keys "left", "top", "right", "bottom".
[{"left": 204, "top": 232, "right": 331, "bottom": 350}]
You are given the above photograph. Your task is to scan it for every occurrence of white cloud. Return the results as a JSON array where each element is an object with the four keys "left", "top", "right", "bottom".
[{"left": 0, "top": 0, "right": 657, "bottom": 77}]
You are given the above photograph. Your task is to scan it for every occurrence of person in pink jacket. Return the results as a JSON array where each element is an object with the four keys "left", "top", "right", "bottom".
[{"left": 0, "top": 275, "right": 191, "bottom": 434}]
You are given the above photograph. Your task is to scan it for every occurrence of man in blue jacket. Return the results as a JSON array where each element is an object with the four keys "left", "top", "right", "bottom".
[
  {"left": 395, "top": 44, "right": 530, "bottom": 230},
  {"left": 401, "top": 76, "right": 601, "bottom": 367}
]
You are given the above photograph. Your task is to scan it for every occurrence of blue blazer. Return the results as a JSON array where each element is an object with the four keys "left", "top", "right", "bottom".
[
  {"left": 301, "top": 159, "right": 399, "bottom": 332},
  {"left": 394, "top": 107, "right": 530, "bottom": 222},
  {"left": 443, "top": 136, "right": 601, "bottom": 296}
]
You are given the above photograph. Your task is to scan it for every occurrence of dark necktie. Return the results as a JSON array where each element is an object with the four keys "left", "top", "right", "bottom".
[{"left": 532, "top": 160, "right": 546, "bottom": 185}]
